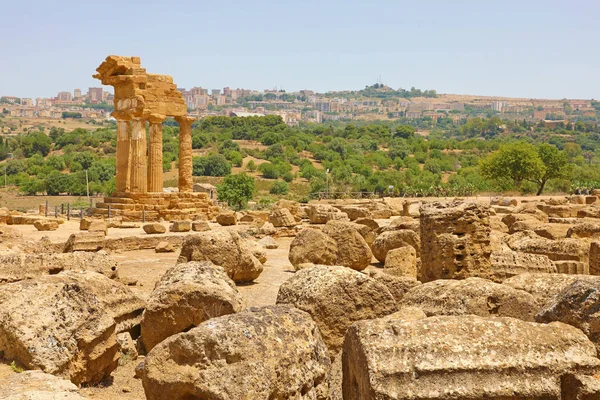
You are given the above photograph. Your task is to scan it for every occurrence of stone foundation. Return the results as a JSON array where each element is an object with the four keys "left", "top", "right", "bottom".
[{"left": 92, "top": 192, "right": 220, "bottom": 222}]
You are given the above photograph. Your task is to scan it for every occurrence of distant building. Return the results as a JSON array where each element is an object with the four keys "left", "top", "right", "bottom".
[
  {"left": 21, "top": 98, "right": 33, "bottom": 106},
  {"left": 491, "top": 101, "right": 506, "bottom": 112},
  {"left": 74, "top": 88, "right": 82, "bottom": 99},
  {"left": 88, "top": 87, "right": 104, "bottom": 103},
  {"left": 56, "top": 91, "right": 72, "bottom": 102},
  {"left": 405, "top": 110, "right": 422, "bottom": 119},
  {"left": 450, "top": 103, "right": 465, "bottom": 112},
  {"left": 211, "top": 89, "right": 220, "bottom": 96}
]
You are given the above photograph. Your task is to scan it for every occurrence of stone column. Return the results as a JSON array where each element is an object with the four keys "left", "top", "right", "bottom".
[
  {"left": 176, "top": 116, "right": 195, "bottom": 193},
  {"left": 129, "top": 119, "right": 147, "bottom": 194},
  {"left": 115, "top": 119, "right": 131, "bottom": 194},
  {"left": 147, "top": 115, "right": 165, "bottom": 193}
]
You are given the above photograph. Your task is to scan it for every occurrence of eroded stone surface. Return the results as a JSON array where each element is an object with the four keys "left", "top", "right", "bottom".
[{"left": 142, "top": 305, "right": 330, "bottom": 400}]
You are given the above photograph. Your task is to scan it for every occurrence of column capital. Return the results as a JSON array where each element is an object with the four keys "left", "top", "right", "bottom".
[
  {"left": 175, "top": 115, "right": 196, "bottom": 125},
  {"left": 111, "top": 111, "right": 133, "bottom": 121},
  {"left": 148, "top": 113, "right": 166, "bottom": 124}
]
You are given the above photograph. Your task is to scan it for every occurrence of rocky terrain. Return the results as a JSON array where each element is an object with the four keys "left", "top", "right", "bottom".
[{"left": 2, "top": 194, "right": 600, "bottom": 398}]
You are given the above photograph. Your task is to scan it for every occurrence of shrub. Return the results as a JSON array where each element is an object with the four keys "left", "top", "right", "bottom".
[{"left": 270, "top": 180, "right": 289, "bottom": 195}]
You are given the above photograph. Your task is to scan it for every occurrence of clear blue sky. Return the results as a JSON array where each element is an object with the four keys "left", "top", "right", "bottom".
[{"left": 2, "top": 0, "right": 598, "bottom": 99}]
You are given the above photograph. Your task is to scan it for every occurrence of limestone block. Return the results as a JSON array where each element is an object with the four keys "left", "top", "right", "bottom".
[
  {"left": 33, "top": 219, "right": 58, "bottom": 231},
  {"left": 143, "top": 223, "right": 166, "bottom": 234},
  {"left": 169, "top": 220, "right": 191, "bottom": 232},
  {"left": 216, "top": 211, "right": 237, "bottom": 226},
  {"left": 64, "top": 231, "right": 105, "bottom": 252},
  {"left": 191, "top": 220, "right": 211, "bottom": 232}
]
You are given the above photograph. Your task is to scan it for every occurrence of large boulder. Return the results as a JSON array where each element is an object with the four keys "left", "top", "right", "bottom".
[
  {"left": 503, "top": 273, "right": 600, "bottom": 307},
  {"left": 191, "top": 220, "right": 211, "bottom": 232},
  {"left": 537, "top": 280, "right": 600, "bottom": 352},
  {"left": 142, "top": 305, "right": 330, "bottom": 400},
  {"left": 400, "top": 277, "right": 537, "bottom": 321},
  {"left": 0, "top": 370, "right": 87, "bottom": 399},
  {"left": 276, "top": 265, "right": 397, "bottom": 355},
  {"left": 178, "top": 231, "right": 263, "bottom": 282},
  {"left": 268, "top": 208, "right": 297, "bottom": 227},
  {"left": 258, "top": 235, "right": 278, "bottom": 249},
  {"left": 371, "top": 229, "right": 419, "bottom": 263},
  {"left": 288, "top": 228, "right": 338, "bottom": 270},
  {"left": 383, "top": 245, "right": 417, "bottom": 278},
  {"left": 322, "top": 220, "right": 372, "bottom": 271},
  {"left": 0, "top": 273, "right": 120, "bottom": 384},
  {"left": 378, "top": 216, "right": 420, "bottom": 234},
  {"left": 489, "top": 250, "right": 556, "bottom": 282},
  {"left": 343, "top": 315, "right": 600, "bottom": 399},
  {"left": 0, "top": 251, "right": 118, "bottom": 283},
  {"left": 420, "top": 202, "right": 492, "bottom": 282},
  {"left": 141, "top": 261, "right": 244, "bottom": 352},
  {"left": 338, "top": 206, "right": 372, "bottom": 221},
  {"left": 57, "top": 271, "right": 145, "bottom": 335},
  {"left": 241, "top": 239, "right": 267, "bottom": 264}
]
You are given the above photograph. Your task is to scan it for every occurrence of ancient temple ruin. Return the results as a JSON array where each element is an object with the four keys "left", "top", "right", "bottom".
[{"left": 91, "top": 55, "right": 218, "bottom": 221}]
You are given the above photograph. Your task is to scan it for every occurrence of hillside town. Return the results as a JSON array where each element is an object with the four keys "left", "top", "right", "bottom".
[{"left": 2, "top": 84, "right": 598, "bottom": 127}]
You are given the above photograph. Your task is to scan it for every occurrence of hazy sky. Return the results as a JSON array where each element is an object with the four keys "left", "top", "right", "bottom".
[{"left": 3, "top": 0, "right": 598, "bottom": 99}]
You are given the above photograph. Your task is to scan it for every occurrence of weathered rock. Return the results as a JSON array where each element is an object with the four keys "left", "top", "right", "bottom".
[
  {"left": 169, "top": 220, "right": 191, "bottom": 232},
  {"left": 578, "top": 206, "right": 600, "bottom": 219},
  {"left": 288, "top": 228, "right": 338, "bottom": 270},
  {"left": 308, "top": 204, "right": 348, "bottom": 224},
  {"left": 591, "top": 241, "right": 600, "bottom": 276},
  {"left": 383, "top": 245, "right": 417, "bottom": 278},
  {"left": 276, "top": 265, "right": 397, "bottom": 355},
  {"left": 338, "top": 206, "right": 372, "bottom": 221},
  {"left": 0, "top": 251, "right": 118, "bottom": 283},
  {"left": 501, "top": 213, "right": 547, "bottom": 232},
  {"left": 400, "top": 277, "right": 537, "bottom": 321},
  {"left": 568, "top": 222, "right": 600, "bottom": 238},
  {"left": 378, "top": 216, "right": 420, "bottom": 234},
  {"left": 141, "top": 261, "right": 244, "bottom": 352},
  {"left": 143, "top": 223, "right": 166, "bottom": 234},
  {"left": 534, "top": 223, "right": 570, "bottom": 240},
  {"left": 0, "top": 370, "right": 87, "bottom": 399},
  {"left": 116, "top": 332, "right": 138, "bottom": 360},
  {"left": 268, "top": 208, "right": 297, "bottom": 227},
  {"left": 258, "top": 221, "right": 276, "bottom": 235},
  {"left": 142, "top": 305, "right": 330, "bottom": 400},
  {"left": 191, "top": 220, "right": 211, "bottom": 232},
  {"left": 63, "top": 231, "right": 105, "bottom": 252},
  {"left": 242, "top": 239, "right": 267, "bottom": 264},
  {"left": 555, "top": 260, "right": 589, "bottom": 274},
  {"left": 372, "top": 229, "right": 420, "bottom": 263},
  {"left": 0, "top": 274, "right": 119, "bottom": 384},
  {"left": 258, "top": 235, "right": 278, "bottom": 249},
  {"left": 33, "top": 220, "right": 58, "bottom": 231},
  {"left": 322, "top": 220, "right": 373, "bottom": 271},
  {"left": 88, "top": 220, "right": 108, "bottom": 235},
  {"left": 178, "top": 230, "right": 263, "bottom": 282},
  {"left": 239, "top": 210, "right": 269, "bottom": 223},
  {"left": 504, "top": 273, "right": 600, "bottom": 307},
  {"left": 272, "top": 199, "right": 302, "bottom": 216},
  {"left": 354, "top": 217, "right": 379, "bottom": 231},
  {"left": 56, "top": 271, "right": 145, "bottom": 335},
  {"left": 539, "top": 204, "right": 578, "bottom": 218},
  {"left": 489, "top": 250, "right": 556, "bottom": 281},
  {"left": 506, "top": 233, "right": 589, "bottom": 266},
  {"left": 216, "top": 211, "right": 237, "bottom": 226},
  {"left": 381, "top": 306, "right": 427, "bottom": 321},
  {"left": 420, "top": 202, "right": 492, "bottom": 282},
  {"left": 80, "top": 217, "right": 99, "bottom": 230},
  {"left": 155, "top": 241, "right": 175, "bottom": 253},
  {"left": 342, "top": 315, "right": 600, "bottom": 400},
  {"left": 367, "top": 271, "right": 421, "bottom": 303},
  {"left": 537, "top": 280, "right": 600, "bottom": 352}
]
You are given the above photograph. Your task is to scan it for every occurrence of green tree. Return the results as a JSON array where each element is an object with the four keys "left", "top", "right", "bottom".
[
  {"left": 246, "top": 159, "right": 257, "bottom": 172},
  {"left": 394, "top": 125, "right": 415, "bottom": 139},
  {"left": 480, "top": 142, "right": 545, "bottom": 193},
  {"left": 270, "top": 180, "right": 289, "bottom": 195},
  {"left": 534, "top": 144, "right": 571, "bottom": 195},
  {"left": 217, "top": 173, "right": 255, "bottom": 210}
]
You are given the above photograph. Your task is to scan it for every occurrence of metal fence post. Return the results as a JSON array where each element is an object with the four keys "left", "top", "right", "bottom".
[
  {"left": 108, "top": 204, "right": 111, "bottom": 219},
  {"left": 61, "top": 203, "right": 64, "bottom": 214},
  {"left": 54, "top": 206, "right": 58, "bottom": 218},
  {"left": 67, "top": 203, "right": 70, "bottom": 221},
  {"left": 45, "top": 200, "right": 48, "bottom": 217}
]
